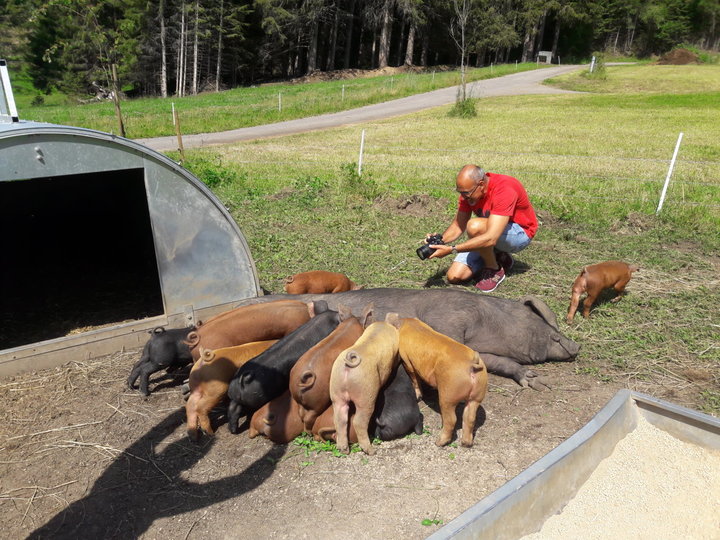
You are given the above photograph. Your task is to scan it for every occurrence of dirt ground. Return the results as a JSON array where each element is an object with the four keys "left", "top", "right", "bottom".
[
  {"left": 657, "top": 48, "right": 700, "bottom": 65},
  {"left": 0, "top": 338, "right": 708, "bottom": 539}
]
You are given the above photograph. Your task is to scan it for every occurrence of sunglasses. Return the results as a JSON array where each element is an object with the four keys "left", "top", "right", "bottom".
[{"left": 456, "top": 183, "right": 480, "bottom": 197}]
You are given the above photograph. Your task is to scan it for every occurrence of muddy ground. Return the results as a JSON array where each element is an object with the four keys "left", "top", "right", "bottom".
[{"left": 0, "top": 340, "right": 708, "bottom": 539}]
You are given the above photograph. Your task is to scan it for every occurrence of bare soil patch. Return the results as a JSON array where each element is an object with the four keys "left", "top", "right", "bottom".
[
  {"left": 373, "top": 193, "right": 448, "bottom": 218},
  {"left": 0, "top": 343, "right": 710, "bottom": 539},
  {"left": 657, "top": 48, "right": 700, "bottom": 65}
]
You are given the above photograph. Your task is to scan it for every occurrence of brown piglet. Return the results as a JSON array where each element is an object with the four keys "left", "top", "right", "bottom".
[
  {"left": 329, "top": 313, "right": 400, "bottom": 455},
  {"left": 311, "top": 406, "right": 358, "bottom": 444},
  {"left": 567, "top": 261, "right": 640, "bottom": 322},
  {"left": 248, "top": 390, "right": 305, "bottom": 443},
  {"left": 398, "top": 318, "right": 487, "bottom": 447},
  {"left": 186, "top": 340, "right": 277, "bottom": 441},
  {"left": 284, "top": 270, "right": 361, "bottom": 294},
  {"left": 289, "top": 305, "right": 372, "bottom": 431},
  {"left": 185, "top": 300, "right": 312, "bottom": 362}
]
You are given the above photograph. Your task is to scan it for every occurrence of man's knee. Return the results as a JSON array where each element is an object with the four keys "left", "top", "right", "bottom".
[
  {"left": 466, "top": 218, "right": 488, "bottom": 238},
  {"left": 446, "top": 263, "right": 473, "bottom": 283}
]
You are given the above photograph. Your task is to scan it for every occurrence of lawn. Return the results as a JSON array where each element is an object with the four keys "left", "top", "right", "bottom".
[{"left": 176, "top": 63, "right": 720, "bottom": 412}]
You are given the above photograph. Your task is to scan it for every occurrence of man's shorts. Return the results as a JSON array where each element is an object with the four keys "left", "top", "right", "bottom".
[{"left": 453, "top": 222, "right": 532, "bottom": 273}]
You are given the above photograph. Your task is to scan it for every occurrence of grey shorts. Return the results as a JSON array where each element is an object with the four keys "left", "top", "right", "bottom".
[{"left": 453, "top": 222, "right": 531, "bottom": 271}]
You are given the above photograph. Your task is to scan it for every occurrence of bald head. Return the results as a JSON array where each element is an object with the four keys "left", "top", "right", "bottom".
[
  {"left": 457, "top": 165, "right": 485, "bottom": 185},
  {"left": 455, "top": 165, "right": 487, "bottom": 202}
]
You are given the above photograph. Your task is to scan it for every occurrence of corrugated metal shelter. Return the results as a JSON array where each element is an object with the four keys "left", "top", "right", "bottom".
[{"left": 0, "top": 121, "right": 261, "bottom": 376}]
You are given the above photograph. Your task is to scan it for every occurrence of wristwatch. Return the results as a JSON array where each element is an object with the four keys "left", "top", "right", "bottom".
[{"left": 451, "top": 245, "right": 458, "bottom": 254}]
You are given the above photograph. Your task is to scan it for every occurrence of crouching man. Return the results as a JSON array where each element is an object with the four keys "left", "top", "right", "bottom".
[{"left": 426, "top": 164, "right": 538, "bottom": 293}]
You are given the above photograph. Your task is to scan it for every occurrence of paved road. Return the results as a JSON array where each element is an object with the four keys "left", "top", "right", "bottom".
[{"left": 137, "top": 65, "right": 583, "bottom": 152}]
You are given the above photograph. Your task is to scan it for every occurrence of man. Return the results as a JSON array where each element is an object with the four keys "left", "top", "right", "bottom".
[{"left": 426, "top": 164, "right": 538, "bottom": 292}]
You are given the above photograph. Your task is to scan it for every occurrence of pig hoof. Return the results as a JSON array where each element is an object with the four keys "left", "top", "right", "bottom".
[
  {"left": 461, "top": 439, "right": 474, "bottom": 448},
  {"left": 522, "top": 370, "right": 551, "bottom": 391},
  {"left": 435, "top": 437, "right": 451, "bottom": 447},
  {"left": 364, "top": 445, "right": 376, "bottom": 456}
]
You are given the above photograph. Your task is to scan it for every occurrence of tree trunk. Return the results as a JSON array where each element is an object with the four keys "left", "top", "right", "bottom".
[
  {"left": 420, "top": 30, "right": 428, "bottom": 66},
  {"left": 307, "top": 20, "right": 319, "bottom": 73},
  {"left": 177, "top": 1, "right": 186, "bottom": 97},
  {"left": 521, "top": 29, "right": 532, "bottom": 62},
  {"left": 395, "top": 19, "right": 406, "bottom": 66},
  {"left": 327, "top": 7, "right": 339, "bottom": 70},
  {"left": 535, "top": 9, "right": 547, "bottom": 55},
  {"left": 192, "top": 0, "right": 199, "bottom": 95},
  {"left": 551, "top": 16, "right": 560, "bottom": 61},
  {"left": 215, "top": 0, "right": 223, "bottom": 92},
  {"left": 378, "top": 0, "right": 392, "bottom": 68},
  {"left": 404, "top": 23, "right": 415, "bottom": 65},
  {"left": 370, "top": 27, "right": 377, "bottom": 68},
  {"left": 159, "top": 0, "right": 167, "bottom": 97},
  {"left": 344, "top": 0, "right": 356, "bottom": 68}
]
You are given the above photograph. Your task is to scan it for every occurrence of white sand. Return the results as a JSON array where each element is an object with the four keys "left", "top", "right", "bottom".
[{"left": 523, "top": 415, "right": 720, "bottom": 539}]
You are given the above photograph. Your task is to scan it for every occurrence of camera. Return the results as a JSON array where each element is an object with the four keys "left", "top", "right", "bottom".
[{"left": 417, "top": 234, "right": 445, "bottom": 260}]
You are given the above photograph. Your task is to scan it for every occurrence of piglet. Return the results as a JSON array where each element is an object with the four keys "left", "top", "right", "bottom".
[
  {"left": 289, "top": 305, "right": 371, "bottom": 431},
  {"left": 127, "top": 326, "right": 195, "bottom": 396},
  {"left": 311, "top": 364, "right": 423, "bottom": 444},
  {"left": 398, "top": 318, "right": 487, "bottom": 447},
  {"left": 186, "top": 340, "right": 277, "bottom": 441},
  {"left": 284, "top": 270, "right": 361, "bottom": 294},
  {"left": 248, "top": 390, "right": 305, "bottom": 443},
  {"left": 227, "top": 302, "right": 353, "bottom": 433},
  {"left": 329, "top": 313, "right": 400, "bottom": 455},
  {"left": 567, "top": 261, "right": 640, "bottom": 322}
]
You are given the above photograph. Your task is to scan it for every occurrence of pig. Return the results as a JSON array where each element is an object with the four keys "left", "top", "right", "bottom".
[
  {"left": 185, "top": 300, "right": 313, "bottom": 362},
  {"left": 372, "top": 363, "right": 424, "bottom": 441},
  {"left": 284, "top": 270, "right": 361, "bottom": 294},
  {"left": 185, "top": 340, "right": 277, "bottom": 441},
  {"left": 312, "top": 406, "right": 358, "bottom": 443},
  {"left": 226, "top": 301, "right": 353, "bottom": 434},
  {"left": 232, "top": 288, "right": 581, "bottom": 391},
  {"left": 567, "top": 261, "right": 640, "bottom": 322},
  {"left": 398, "top": 318, "right": 487, "bottom": 447},
  {"left": 329, "top": 313, "right": 400, "bottom": 455},
  {"left": 128, "top": 300, "right": 313, "bottom": 396},
  {"left": 289, "top": 305, "right": 371, "bottom": 431},
  {"left": 312, "top": 363, "right": 423, "bottom": 444},
  {"left": 127, "top": 326, "right": 195, "bottom": 396},
  {"left": 248, "top": 390, "right": 305, "bottom": 443}
]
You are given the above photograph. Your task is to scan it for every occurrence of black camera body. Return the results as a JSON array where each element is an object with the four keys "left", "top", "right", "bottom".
[{"left": 417, "top": 234, "right": 445, "bottom": 260}]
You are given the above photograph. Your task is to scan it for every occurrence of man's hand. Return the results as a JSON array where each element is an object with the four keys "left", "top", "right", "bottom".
[{"left": 428, "top": 244, "right": 453, "bottom": 259}]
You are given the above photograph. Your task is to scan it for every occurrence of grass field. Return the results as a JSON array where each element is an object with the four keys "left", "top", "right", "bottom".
[
  {"left": 13, "top": 63, "right": 543, "bottom": 138},
  {"left": 172, "top": 63, "right": 719, "bottom": 412}
]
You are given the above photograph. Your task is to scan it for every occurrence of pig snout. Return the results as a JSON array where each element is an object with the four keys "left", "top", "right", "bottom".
[{"left": 547, "top": 333, "right": 581, "bottom": 361}]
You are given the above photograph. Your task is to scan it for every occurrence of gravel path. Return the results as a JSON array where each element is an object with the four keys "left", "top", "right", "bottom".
[{"left": 136, "top": 65, "right": 583, "bottom": 152}]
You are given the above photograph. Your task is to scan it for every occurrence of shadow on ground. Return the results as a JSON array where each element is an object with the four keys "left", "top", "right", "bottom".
[{"left": 28, "top": 409, "right": 285, "bottom": 539}]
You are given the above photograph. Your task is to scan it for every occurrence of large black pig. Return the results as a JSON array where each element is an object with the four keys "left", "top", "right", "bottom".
[
  {"left": 373, "top": 363, "right": 424, "bottom": 440},
  {"left": 226, "top": 301, "right": 353, "bottom": 433},
  {"left": 232, "top": 288, "right": 580, "bottom": 390},
  {"left": 127, "top": 326, "right": 195, "bottom": 396}
]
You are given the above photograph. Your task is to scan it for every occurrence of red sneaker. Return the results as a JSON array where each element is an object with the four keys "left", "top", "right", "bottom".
[
  {"left": 495, "top": 251, "right": 514, "bottom": 272},
  {"left": 475, "top": 267, "right": 505, "bottom": 293}
]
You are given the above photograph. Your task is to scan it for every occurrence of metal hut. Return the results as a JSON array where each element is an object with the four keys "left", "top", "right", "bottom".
[{"left": 0, "top": 70, "right": 261, "bottom": 376}]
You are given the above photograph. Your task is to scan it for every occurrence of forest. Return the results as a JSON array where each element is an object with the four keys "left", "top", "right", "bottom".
[{"left": 1, "top": 0, "right": 718, "bottom": 98}]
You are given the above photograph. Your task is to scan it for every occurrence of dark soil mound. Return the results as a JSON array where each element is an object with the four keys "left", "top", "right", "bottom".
[{"left": 657, "top": 48, "right": 700, "bottom": 65}]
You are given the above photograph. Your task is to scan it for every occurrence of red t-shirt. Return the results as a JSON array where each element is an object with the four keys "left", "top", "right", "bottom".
[{"left": 458, "top": 172, "right": 538, "bottom": 239}]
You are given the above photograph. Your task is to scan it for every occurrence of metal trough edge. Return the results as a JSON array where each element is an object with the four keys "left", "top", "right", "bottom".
[{"left": 427, "top": 389, "right": 720, "bottom": 540}]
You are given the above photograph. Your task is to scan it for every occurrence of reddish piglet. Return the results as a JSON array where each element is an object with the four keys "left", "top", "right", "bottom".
[{"left": 567, "top": 261, "right": 640, "bottom": 322}]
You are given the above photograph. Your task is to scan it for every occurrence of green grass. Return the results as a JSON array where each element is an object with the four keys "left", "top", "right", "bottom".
[
  {"left": 169, "top": 63, "right": 719, "bottom": 413},
  {"left": 13, "top": 63, "right": 544, "bottom": 138}
]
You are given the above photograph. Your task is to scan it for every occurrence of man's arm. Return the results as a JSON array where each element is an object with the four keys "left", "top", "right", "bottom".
[
  {"left": 456, "top": 213, "right": 509, "bottom": 251},
  {"left": 439, "top": 209, "right": 471, "bottom": 243}
]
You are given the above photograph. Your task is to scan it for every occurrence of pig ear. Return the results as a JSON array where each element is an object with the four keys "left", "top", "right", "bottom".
[
  {"left": 337, "top": 304, "right": 354, "bottom": 321},
  {"left": 241, "top": 372, "right": 254, "bottom": 385},
  {"left": 519, "top": 295, "right": 559, "bottom": 331},
  {"left": 360, "top": 303, "right": 374, "bottom": 327},
  {"left": 307, "top": 300, "right": 329, "bottom": 317},
  {"left": 385, "top": 312, "right": 401, "bottom": 328}
]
